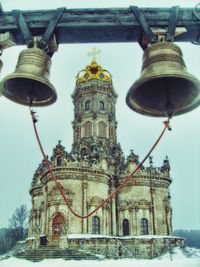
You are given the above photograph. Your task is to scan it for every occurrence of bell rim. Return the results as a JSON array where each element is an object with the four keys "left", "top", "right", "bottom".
[
  {"left": 0, "top": 72, "right": 57, "bottom": 107},
  {"left": 126, "top": 72, "right": 200, "bottom": 117}
]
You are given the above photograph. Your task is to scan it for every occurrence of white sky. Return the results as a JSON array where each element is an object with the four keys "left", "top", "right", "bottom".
[
  {"left": 0, "top": 0, "right": 200, "bottom": 231},
  {"left": 1, "top": 0, "right": 200, "bottom": 9}
]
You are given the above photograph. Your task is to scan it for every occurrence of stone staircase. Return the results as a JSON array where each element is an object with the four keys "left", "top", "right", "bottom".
[{"left": 15, "top": 245, "right": 105, "bottom": 262}]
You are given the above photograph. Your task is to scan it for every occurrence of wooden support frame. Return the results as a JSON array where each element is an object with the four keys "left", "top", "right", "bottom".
[
  {"left": 166, "top": 6, "right": 180, "bottom": 42},
  {"left": 39, "top": 7, "right": 65, "bottom": 48},
  {"left": 12, "top": 10, "right": 33, "bottom": 47},
  {"left": 0, "top": 7, "right": 200, "bottom": 45}
]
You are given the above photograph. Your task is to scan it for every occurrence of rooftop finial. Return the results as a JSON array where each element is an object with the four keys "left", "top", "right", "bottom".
[
  {"left": 87, "top": 47, "right": 101, "bottom": 61},
  {"left": 149, "top": 156, "right": 153, "bottom": 167}
]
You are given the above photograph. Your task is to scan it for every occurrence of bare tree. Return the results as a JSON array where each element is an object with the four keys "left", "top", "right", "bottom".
[
  {"left": 8, "top": 204, "right": 28, "bottom": 246},
  {"left": 0, "top": 205, "right": 28, "bottom": 253},
  {"left": 9, "top": 204, "right": 28, "bottom": 240}
]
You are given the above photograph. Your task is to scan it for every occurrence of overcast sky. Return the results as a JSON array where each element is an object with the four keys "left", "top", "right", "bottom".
[{"left": 0, "top": 0, "right": 200, "bottom": 231}]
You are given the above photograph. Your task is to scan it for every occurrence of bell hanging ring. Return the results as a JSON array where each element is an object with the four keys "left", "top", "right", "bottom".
[
  {"left": 0, "top": 44, "right": 57, "bottom": 106},
  {"left": 126, "top": 41, "right": 200, "bottom": 118}
]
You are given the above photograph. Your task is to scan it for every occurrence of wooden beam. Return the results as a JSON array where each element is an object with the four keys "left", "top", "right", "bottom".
[{"left": 0, "top": 7, "right": 200, "bottom": 45}]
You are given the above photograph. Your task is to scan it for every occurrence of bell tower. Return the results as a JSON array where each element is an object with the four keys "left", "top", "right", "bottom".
[{"left": 71, "top": 58, "right": 118, "bottom": 164}]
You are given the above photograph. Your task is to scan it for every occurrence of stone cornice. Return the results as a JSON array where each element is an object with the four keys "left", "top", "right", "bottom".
[
  {"left": 72, "top": 81, "right": 118, "bottom": 102},
  {"left": 38, "top": 166, "right": 111, "bottom": 185},
  {"left": 119, "top": 175, "right": 171, "bottom": 188},
  {"left": 29, "top": 186, "right": 43, "bottom": 196}
]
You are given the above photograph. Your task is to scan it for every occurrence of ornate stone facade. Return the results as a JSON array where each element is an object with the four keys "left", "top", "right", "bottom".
[{"left": 28, "top": 60, "right": 173, "bottom": 246}]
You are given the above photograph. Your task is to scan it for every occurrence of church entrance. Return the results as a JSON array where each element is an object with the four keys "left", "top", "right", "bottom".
[{"left": 52, "top": 215, "right": 64, "bottom": 240}]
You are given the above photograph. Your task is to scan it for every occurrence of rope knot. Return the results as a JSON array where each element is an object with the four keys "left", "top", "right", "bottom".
[
  {"left": 31, "top": 110, "right": 38, "bottom": 123},
  {"left": 163, "top": 120, "right": 172, "bottom": 131}
]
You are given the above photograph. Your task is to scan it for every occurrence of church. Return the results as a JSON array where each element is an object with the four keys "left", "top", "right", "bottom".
[{"left": 26, "top": 57, "right": 180, "bottom": 258}]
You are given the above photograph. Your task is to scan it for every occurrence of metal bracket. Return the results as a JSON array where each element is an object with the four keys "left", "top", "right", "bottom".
[
  {"left": 166, "top": 6, "right": 180, "bottom": 42},
  {"left": 130, "top": 6, "right": 157, "bottom": 50},
  {"left": 0, "top": 3, "right": 3, "bottom": 13},
  {"left": 192, "top": 3, "right": 200, "bottom": 44},
  {"left": 12, "top": 10, "right": 33, "bottom": 47},
  {"left": 193, "top": 2, "right": 200, "bottom": 21},
  {"left": 39, "top": 7, "right": 65, "bottom": 49},
  {"left": 193, "top": 31, "right": 200, "bottom": 45}
]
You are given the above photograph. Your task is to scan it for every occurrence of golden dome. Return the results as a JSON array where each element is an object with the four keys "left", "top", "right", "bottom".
[{"left": 76, "top": 60, "right": 112, "bottom": 84}]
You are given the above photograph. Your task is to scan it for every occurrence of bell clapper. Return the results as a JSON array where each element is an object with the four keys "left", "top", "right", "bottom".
[
  {"left": 164, "top": 91, "right": 173, "bottom": 130},
  {"left": 165, "top": 100, "right": 174, "bottom": 121},
  {"left": 27, "top": 91, "right": 36, "bottom": 107},
  {"left": 164, "top": 79, "right": 174, "bottom": 121}
]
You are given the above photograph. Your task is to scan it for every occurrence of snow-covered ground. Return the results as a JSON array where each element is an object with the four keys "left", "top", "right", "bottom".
[{"left": 0, "top": 247, "right": 199, "bottom": 267}]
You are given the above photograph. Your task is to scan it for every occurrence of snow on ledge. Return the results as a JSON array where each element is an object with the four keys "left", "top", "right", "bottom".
[{"left": 67, "top": 234, "right": 183, "bottom": 240}]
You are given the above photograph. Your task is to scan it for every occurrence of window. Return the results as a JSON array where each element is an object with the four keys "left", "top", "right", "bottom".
[
  {"left": 123, "top": 219, "right": 129, "bottom": 236},
  {"left": 110, "top": 127, "right": 115, "bottom": 139},
  {"left": 92, "top": 216, "right": 100, "bottom": 234},
  {"left": 98, "top": 121, "right": 107, "bottom": 138},
  {"left": 99, "top": 73, "right": 104, "bottom": 79},
  {"left": 57, "top": 156, "right": 62, "bottom": 166},
  {"left": 81, "top": 148, "right": 88, "bottom": 158},
  {"left": 141, "top": 218, "right": 148, "bottom": 235},
  {"left": 84, "top": 73, "right": 89, "bottom": 80},
  {"left": 85, "top": 100, "right": 91, "bottom": 111},
  {"left": 84, "top": 121, "right": 92, "bottom": 137},
  {"left": 99, "top": 101, "right": 105, "bottom": 110}
]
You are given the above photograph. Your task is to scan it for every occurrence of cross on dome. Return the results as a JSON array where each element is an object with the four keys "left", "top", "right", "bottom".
[
  {"left": 76, "top": 49, "right": 112, "bottom": 84},
  {"left": 87, "top": 47, "right": 101, "bottom": 61}
]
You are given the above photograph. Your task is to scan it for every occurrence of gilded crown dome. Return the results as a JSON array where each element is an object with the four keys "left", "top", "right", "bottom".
[{"left": 76, "top": 60, "right": 112, "bottom": 84}]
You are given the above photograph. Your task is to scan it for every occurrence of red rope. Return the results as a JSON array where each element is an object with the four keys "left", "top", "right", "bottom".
[{"left": 30, "top": 109, "right": 170, "bottom": 219}]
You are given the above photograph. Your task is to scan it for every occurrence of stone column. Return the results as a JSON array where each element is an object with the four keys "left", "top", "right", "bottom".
[
  {"left": 110, "top": 180, "right": 116, "bottom": 235},
  {"left": 169, "top": 209, "right": 173, "bottom": 235},
  {"left": 46, "top": 204, "right": 50, "bottom": 238},
  {"left": 133, "top": 207, "right": 138, "bottom": 235},
  {"left": 149, "top": 206, "right": 153, "bottom": 235},
  {"left": 82, "top": 181, "right": 88, "bottom": 233},
  {"left": 106, "top": 204, "right": 110, "bottom": 235},
  {"left": 150, "top": 187, "right": 156, "bottom": 235},
  {"left": 165, "top": 207, "right": 170, "bottom": 235},
  {"left": 102, "top": 205, "right": 108, "bottom": 235},
  {"left": 129, "top": 208, "right": 134, "bottom": 235},
  {"left": 111, "top": 197, "right": 116, "bottom": 235},
  {"left": 44, "top": 184, "right": 48, "bottom": 236}
]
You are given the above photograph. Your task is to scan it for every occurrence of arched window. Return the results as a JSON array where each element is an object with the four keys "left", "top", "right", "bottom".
[
  {"left": 85, "top": 100, "right": 91, "bottom": 111},
  {"left": 57, "top": 156, "right": 62, "bottom": 166},
  {"left": 84, "top": 121, "right": 92, "bottom": 137},
  {"left": 141, "top": 218, "right": 148, "bottom": 235},
  {"left": 123, "top": 219, "right": 129, "bottom": 236},
  {"left": 92, "top": 216, "right": 100, "bottom": 234},
  {"left": 99, "top": 101, "right": 105, "bottom": 110},
  {"left": 98, "top": 121, "right": 107, "bottom": 138}
]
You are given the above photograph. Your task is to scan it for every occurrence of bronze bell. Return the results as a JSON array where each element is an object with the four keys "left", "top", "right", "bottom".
[
  {"left": 0, "top": 46, "right": 57, "bottom": 106},
  {"left": 126, "top": 41, "right": 200, "bottom": 118}
]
